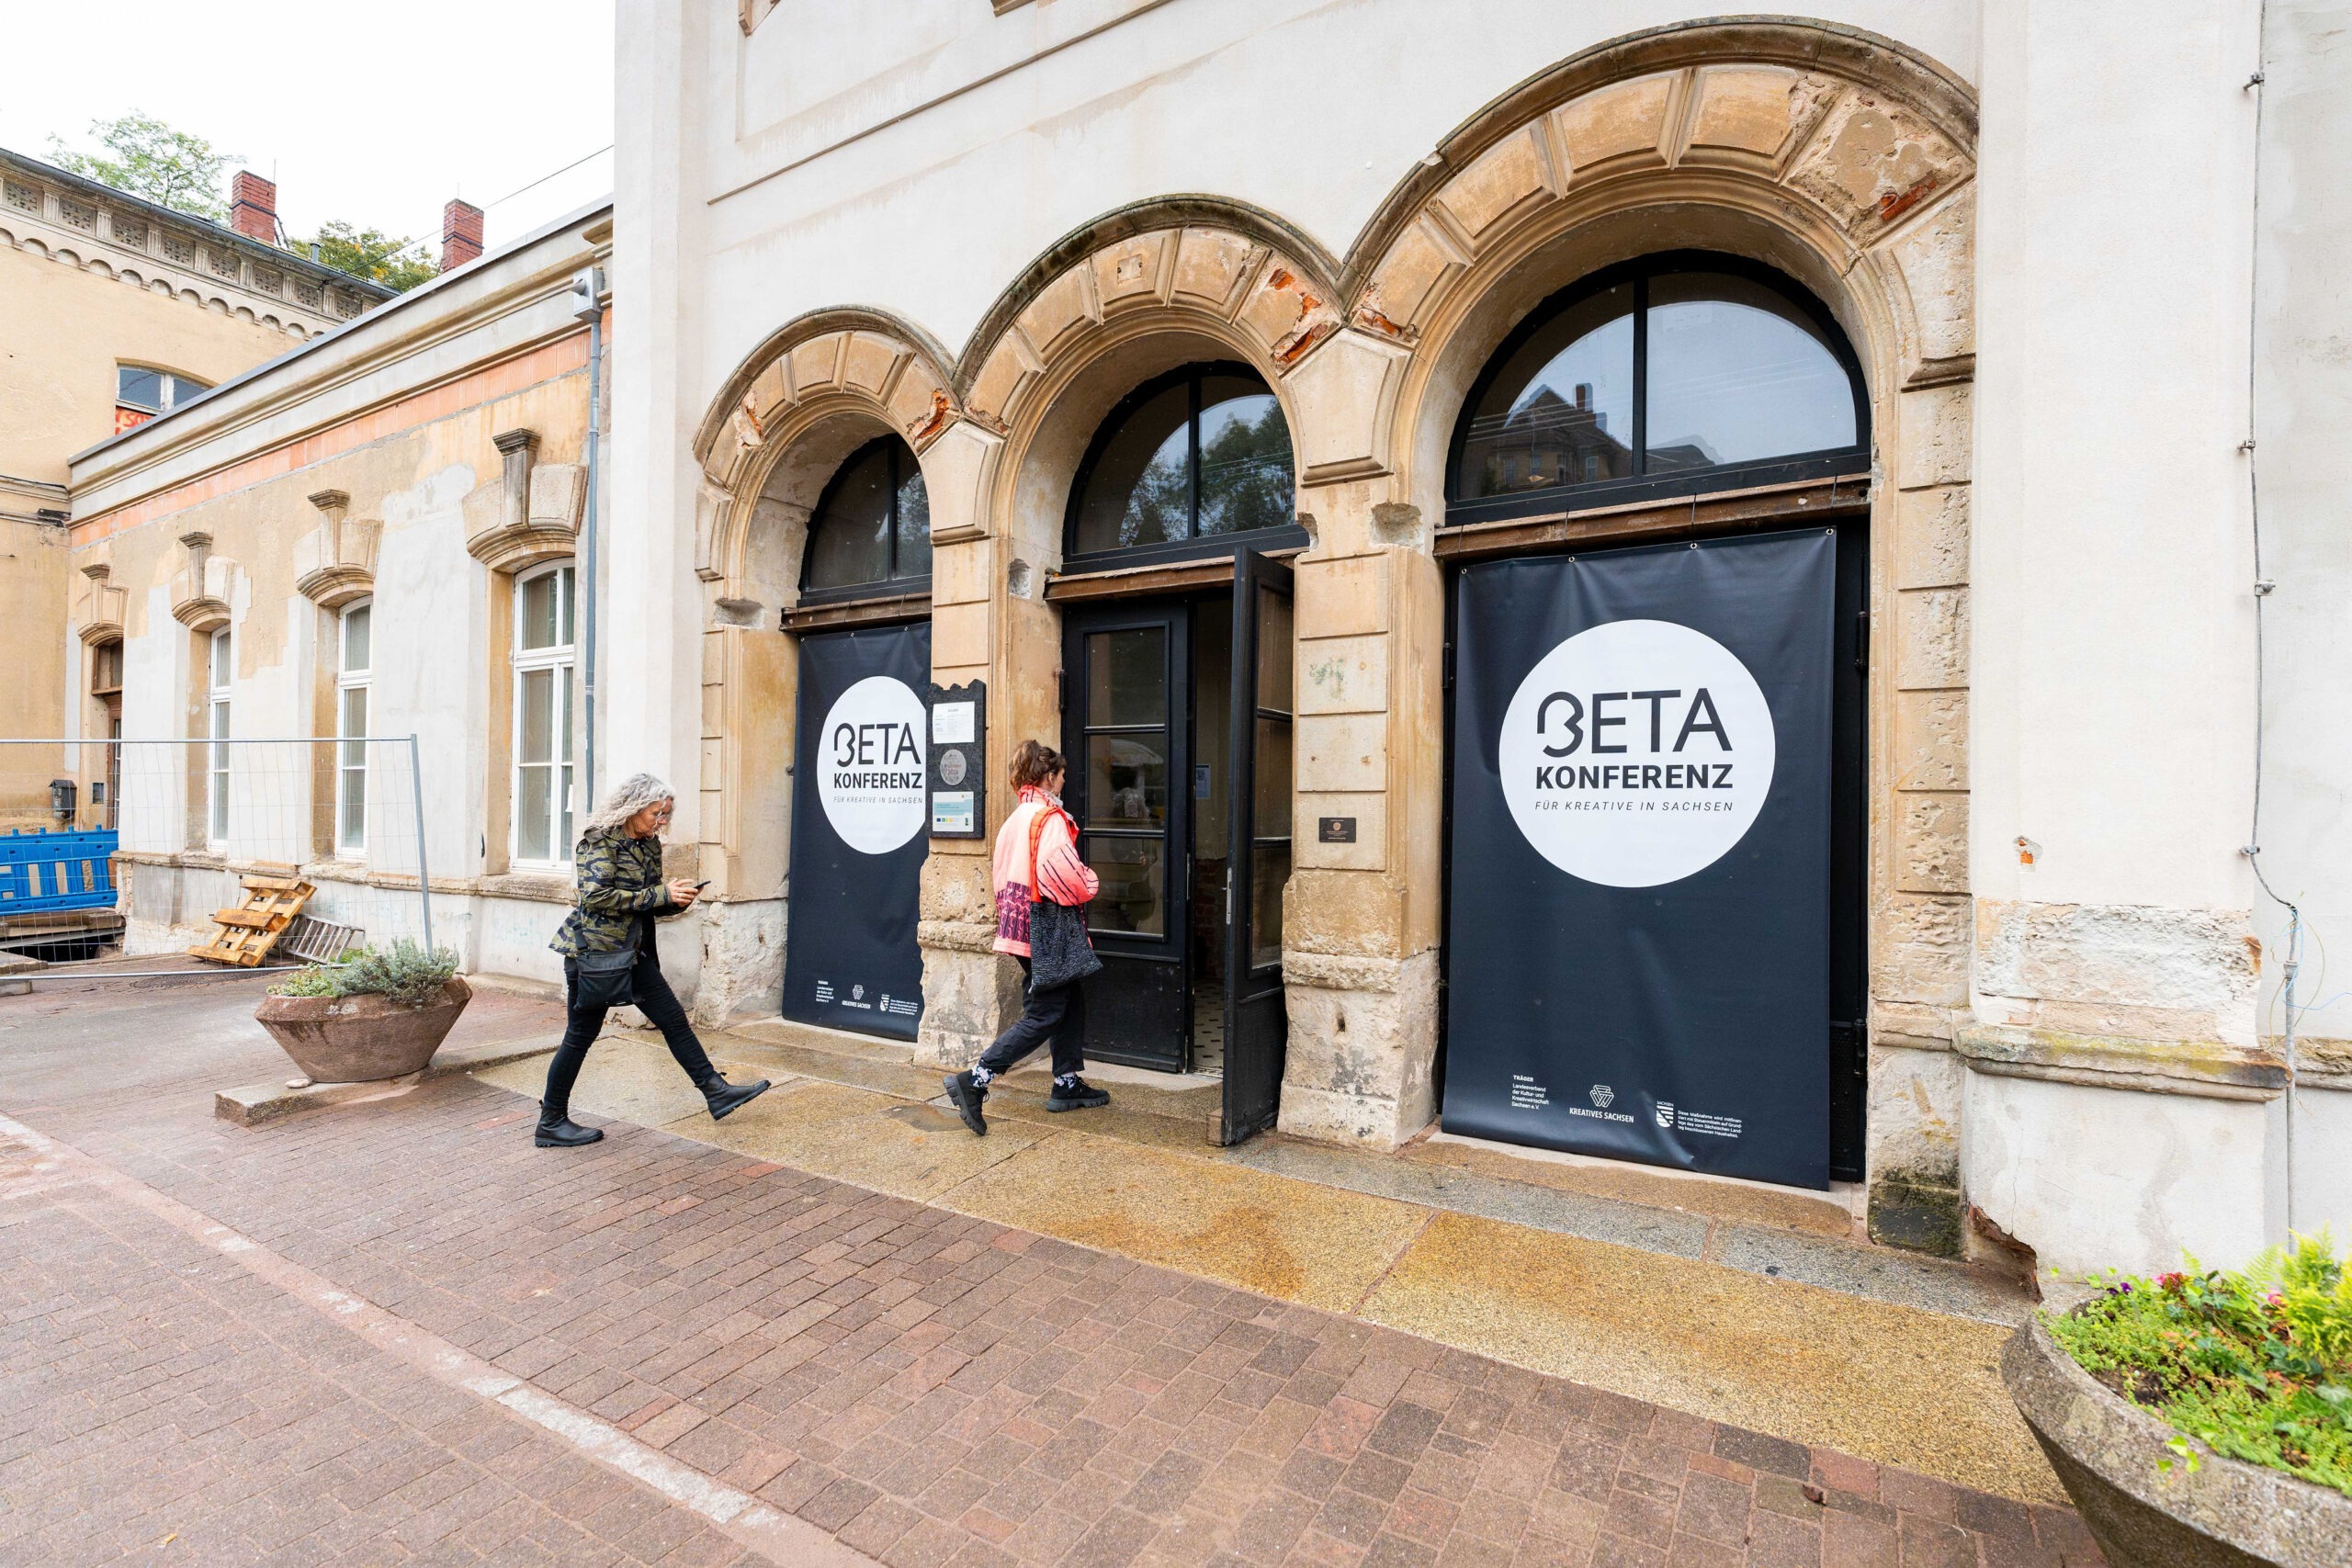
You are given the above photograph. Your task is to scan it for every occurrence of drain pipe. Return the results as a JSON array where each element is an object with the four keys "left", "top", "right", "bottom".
[{"left": 570, "top": 266, "right": 606, "bottom": 812}]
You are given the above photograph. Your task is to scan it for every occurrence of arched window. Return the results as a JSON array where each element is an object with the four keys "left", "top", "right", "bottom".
[
  {"left": 802, "top": 436, "right": 930, "bottom": 595},
  {"left": 1068, "top": 363, "right": 1296, "bottom": 561},
  {"left": 1450, "top": 254, "right": 1866, "bottom": 522}
]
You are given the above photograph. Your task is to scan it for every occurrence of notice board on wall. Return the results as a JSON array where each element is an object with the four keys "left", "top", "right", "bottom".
[
  {"left": 781, "top": 624, "right": 932, "bottom": 1040},
  {"left": 925, "top": 680, "right": 986, "bottom": 840},
  {"left": 1443, "top": 529, "right": 1836, "bottom": 1189}
]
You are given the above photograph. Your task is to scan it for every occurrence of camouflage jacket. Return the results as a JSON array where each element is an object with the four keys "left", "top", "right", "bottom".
[{"left": 549, "top": 829, "right": 675, "bottom": 956}]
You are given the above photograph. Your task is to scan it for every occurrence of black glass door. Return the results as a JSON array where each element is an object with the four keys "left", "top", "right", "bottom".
[
  {"left": 1218, "top": 549, "right": 1294, "bottom": 1144},
  {"left": 1062, "top": 604, "right": 1191, "bottom": 1070}
]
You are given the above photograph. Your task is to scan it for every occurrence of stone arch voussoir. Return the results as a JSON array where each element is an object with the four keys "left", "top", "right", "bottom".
[{"left": 691, "top": 308, "right": 963, "bottom": 604}]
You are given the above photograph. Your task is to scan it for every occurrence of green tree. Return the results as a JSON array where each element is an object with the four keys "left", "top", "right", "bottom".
[
  {"left": 308, "top": 222, "right": 438, "bottom": 292},
  {"left": 47, "top": 111, "right": 237, "bottom": 223}
]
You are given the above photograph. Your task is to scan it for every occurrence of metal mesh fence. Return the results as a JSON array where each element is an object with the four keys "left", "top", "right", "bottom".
[{"left": 0, "top": 737, "right": 435, "bottom": 965}]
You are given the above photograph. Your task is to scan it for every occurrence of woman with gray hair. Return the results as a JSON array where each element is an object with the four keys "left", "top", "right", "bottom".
[{"left": 536, "top": 773, "right": 769, "bottom": 1147}]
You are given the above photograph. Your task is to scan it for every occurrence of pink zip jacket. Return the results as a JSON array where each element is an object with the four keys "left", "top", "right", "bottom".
[{"left": 991, "top": 785, "right": 1099, "bottom": 956}]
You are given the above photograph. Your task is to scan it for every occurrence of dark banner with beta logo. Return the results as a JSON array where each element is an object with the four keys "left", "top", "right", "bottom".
[
  {"left": 782, "top": 625, "right": 931, "bottom": 1040},
  {"left": 1443, "top": 530, "right": 1835, "bottom": 1189}
]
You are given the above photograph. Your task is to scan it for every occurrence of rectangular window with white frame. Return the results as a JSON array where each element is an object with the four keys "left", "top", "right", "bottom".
[
  {"left": 207, "top": 627, "right": 232, "bottom": 845},
  {"left": 336, "top": 600, "right": 371, "bottom": 855},
  {"left": 511, "top": 563, "right": 576, "bottom": 866}
]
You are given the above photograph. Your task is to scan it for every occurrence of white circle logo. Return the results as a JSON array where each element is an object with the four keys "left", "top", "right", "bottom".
[
  {"left": 818, "top": 675, "right": 926, "bottom": 854},
  {"left": 1498, "top": 619, "right": 1774, "bottom": 887}
]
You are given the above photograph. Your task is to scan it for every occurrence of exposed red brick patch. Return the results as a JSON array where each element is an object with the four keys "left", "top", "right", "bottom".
[
  {"left": 1877, "top": 174, "right": 1939, "bottom": 223},
  {"left": 912, "top": 389, "right": 955, "bottom": 446},
  {"left": 1276, "top": 319, "right": 1338, "bottom": 367}
]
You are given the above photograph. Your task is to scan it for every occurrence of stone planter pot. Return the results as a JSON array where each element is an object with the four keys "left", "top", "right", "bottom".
[
  {"left": 255, "top": 977, "right": 471, "bottom": 1084},
  {"left": 2002, "top": 1314, "right": 2352, "bottom": 1568}
]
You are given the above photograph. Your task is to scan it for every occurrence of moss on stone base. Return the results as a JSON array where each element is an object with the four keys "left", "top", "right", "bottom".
[{"left": 1870, "top": 1172, "right": 1964, "bottom": 1257}]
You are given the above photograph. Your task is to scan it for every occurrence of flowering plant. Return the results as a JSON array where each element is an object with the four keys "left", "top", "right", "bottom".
[{"left": 2048, "top": 1230, "right": 2351, "bottom": 1496}]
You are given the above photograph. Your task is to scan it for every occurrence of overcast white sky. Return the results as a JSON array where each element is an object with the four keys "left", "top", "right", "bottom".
[{"left": 5, "top": 2, "right": 614, "bottom": 254}]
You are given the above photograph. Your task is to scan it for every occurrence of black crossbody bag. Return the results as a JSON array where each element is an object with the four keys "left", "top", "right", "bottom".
[{"left": 571, "top": 927, "right": 639, "bottom": 1010}]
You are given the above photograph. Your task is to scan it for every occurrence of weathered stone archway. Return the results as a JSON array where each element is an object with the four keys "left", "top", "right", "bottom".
[
  {"left": 910, "top": 205, "right": 1368, "bottom": 1066},
  {"left": 1260, "top": 20, "right": 1979, "bottom": 1218},
  {"left": 684, "top": 309, "right": 962, "bottom": 1022}
]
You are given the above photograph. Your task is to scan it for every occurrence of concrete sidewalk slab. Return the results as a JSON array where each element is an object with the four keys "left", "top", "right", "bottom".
[
  {"left": 1361, "top": 1210, "right": 2029, "bottom": 1501},
  {"left": 470, "top": 1031, "right": 2060, "bottom": 1504},
  {"left": 945, "top": 1129, "right": 1433, "bottom": 1314}
]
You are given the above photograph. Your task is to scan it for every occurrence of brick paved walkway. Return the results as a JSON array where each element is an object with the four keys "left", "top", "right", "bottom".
[{"left": 0, "top": 977, "right": 2102, "bottom": 1566}]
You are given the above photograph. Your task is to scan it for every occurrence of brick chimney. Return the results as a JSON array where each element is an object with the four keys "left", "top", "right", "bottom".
[
  {"left": 229, "top": 171, "right": 277, "bottom": 243},
  {"left": 441, "top": 198, "right": 484, "bottom": 271}
]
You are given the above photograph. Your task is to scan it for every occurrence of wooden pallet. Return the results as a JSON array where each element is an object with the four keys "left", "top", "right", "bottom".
[{"left": 189, "top": 874, "right": 315, "bottom": 967}]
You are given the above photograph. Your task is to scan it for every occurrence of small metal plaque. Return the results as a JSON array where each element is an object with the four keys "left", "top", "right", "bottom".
[
  {"left": 923, "top": 681, "right": 988, "bottom": 839},
  {"left": 1317, "top": 817, "right": 1356, "bottom": 844}
]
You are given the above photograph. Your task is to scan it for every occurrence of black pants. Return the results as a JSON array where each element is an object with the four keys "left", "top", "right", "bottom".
[
  {"left": 976, "top": 956, "right": 1085, "bottom": 1080},
  {"left": 543, "top": 931, "right": 718, "bottom": 1114}
]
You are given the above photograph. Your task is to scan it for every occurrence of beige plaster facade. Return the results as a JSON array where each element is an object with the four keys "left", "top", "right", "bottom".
[
  {"left": 60, "top": 206, "right": 611, "bottom": 982},
  {"left": 2, "top": 147, "right": 390, "bottom": 827}
]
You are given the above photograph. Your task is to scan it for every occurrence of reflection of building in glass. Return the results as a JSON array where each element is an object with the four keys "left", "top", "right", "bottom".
[
  {"left": 1464, "top": 382, "right": 1724, "bottom": 493},
  {"left": 1463, "top": 383, "right": 1631, "bottom": 493},
  {"left": 1644, "top": 436, "right": 1718, "bottom": 471}
]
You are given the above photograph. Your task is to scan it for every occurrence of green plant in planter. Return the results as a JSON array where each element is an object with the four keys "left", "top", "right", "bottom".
[
  {"left": 266, "top": 940, "right": 459, "bottom": 1009},
  {"left": 2048, "top": 1230, "right": 2352, "bottom": 1498}
]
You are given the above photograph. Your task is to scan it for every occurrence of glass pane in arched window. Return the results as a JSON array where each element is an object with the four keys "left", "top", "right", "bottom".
[
  {"left": 1456, "top": 283, "right": 1634, "bottom": 501},
  {"left": 805, "top": 441, "right": 893, "bottom": 588},
  {"left": 1073, "top": 381, "right": 1192, "bottom": 555},
  {"left": 1194, "top": 375, "right": 1293, "bottom": 537},
  {"left": 893, "top": 458, "right": 931, "bottom": 579},
  {"left": 1643, "top": 272, "right": 1857, "bottom": 471}
]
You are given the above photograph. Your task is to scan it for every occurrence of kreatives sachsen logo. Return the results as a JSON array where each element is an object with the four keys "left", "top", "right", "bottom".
[{"left": 1588, "top": 1084, "right": 1615, "bottom": 1110}]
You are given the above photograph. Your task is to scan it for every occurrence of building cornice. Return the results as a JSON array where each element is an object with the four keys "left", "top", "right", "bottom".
[
  {"left": 1, "top": 147, "right": 390, "bottom": 340},
  {"left": 67, "top": 207, "right": 612, "bottom": 527}
]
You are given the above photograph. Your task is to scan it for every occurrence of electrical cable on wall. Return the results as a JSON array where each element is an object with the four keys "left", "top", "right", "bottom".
[{"left": 2236, "top": 0, "right": 2305, "bottom": 1235}]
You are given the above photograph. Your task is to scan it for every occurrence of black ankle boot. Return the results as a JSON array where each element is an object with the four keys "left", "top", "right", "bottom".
[
  {"left": 704, "top": 1076, "right": 771, "bottom": 1122},
  {"left": 943, "top": 1069, "right": 988, "bottom": 1136},
  {"left": 536, "top": 1102, "right": 603, "bottom": 1147}
]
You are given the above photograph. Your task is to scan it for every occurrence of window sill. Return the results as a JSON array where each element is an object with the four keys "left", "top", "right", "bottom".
[
  {"left": 1059, "top": 525, "right": 1310, "bottom": 579},
  {"left": 780, "top": 587, "right": 932, "bottom": 634},
  {"left": 1442, "top": 453, "right": 1869, "bottom": 530},
  {"left": 1433, "top": 472, "right": 1870, "bottom": 562}
]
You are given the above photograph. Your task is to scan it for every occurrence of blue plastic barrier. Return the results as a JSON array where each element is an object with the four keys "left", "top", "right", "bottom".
[{"left": 0, "top": 828, "right": 119, "bottom": 914}]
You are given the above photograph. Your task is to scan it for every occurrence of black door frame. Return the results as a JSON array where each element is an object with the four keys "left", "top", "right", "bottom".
[
  {"left": 1436, "top": 513, "right": 1871, "bottom": 1181},
  {"left": 1061, "top": 599, "right": 1193, "bottom": 1072}
]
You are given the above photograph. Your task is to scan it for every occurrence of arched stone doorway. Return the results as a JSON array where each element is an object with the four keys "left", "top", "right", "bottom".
[{"left": 687, "top": 310, "right": 961, "bottom": 1023}]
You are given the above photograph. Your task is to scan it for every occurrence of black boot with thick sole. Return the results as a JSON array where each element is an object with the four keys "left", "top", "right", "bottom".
[
  {"left": 1046, "top": 1076, "right": 1111, "bottom": 1112},
  {"left": 944, "top": 1070, "right": 989, "bottom": 1135},
  {"left": 536, "top": 1104, "right": 604, "bottom": 1147},
  {"left": 704, "top": 1077, "right": 772, "bottom": 1122}
]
